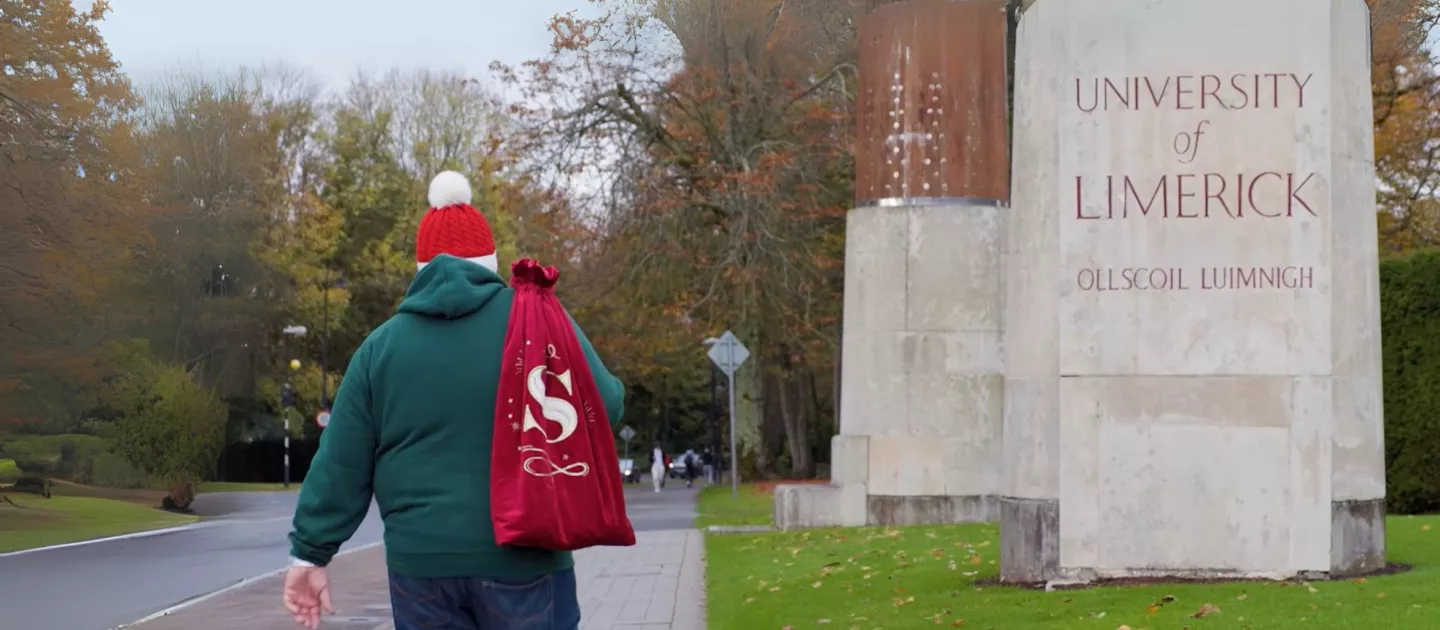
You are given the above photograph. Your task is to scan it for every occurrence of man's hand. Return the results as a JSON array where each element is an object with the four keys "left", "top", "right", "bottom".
[{"left": 282, "top": 566, "right": 335, "bottom": 629}]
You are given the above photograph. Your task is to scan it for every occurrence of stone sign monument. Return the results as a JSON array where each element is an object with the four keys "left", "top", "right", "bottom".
[
  {"left": 1003, "top": 0, "right": 1386, "bottom": 581},
  {"left": 774, "top": 0, "right": 1011, "bottom": 529}
]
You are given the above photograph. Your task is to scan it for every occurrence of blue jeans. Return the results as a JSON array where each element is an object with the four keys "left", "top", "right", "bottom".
[{"left": 388, "top": 569, "right": 580, "bottom": 630}]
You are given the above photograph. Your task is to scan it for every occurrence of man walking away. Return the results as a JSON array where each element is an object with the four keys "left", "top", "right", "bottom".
[
  {"left": 650, "top": 442, "right": 665, "bottom": 493},
  {"left": 282, "top": 172, "right": 626, "bottom": 630},
  {"left": 683, "top": 449, "right": 700, "bottom": 488}
]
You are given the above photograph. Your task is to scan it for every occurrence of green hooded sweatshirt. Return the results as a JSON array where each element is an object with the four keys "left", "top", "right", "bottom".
[{"left": 289, "top": 254, "right": 626, "bottom": 578}]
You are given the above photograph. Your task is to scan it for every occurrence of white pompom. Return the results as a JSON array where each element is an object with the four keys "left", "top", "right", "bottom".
[{"left": 428, "top": 171, "right": 472, "bottom": 208}]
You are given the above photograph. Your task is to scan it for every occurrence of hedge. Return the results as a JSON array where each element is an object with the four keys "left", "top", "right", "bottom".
[{"left": 1382, "top": 249, "right": 1440, "bottom": 514}]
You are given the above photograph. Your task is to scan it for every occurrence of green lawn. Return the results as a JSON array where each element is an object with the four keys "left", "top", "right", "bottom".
[
  {"left": 0, "top": 494, "right": 198, "bottom": 553},
  {"left": 695, "top": 484, "right": 776, "bottom": 528},
  {"left": 707, "top": 508, "right": 1440, "bottom": 629},
  {"left": 198, "top": 481, "right": 298, "bottom": 493},
  {"left": 0, "top": 458, "right": 19, "bottom": 483}
]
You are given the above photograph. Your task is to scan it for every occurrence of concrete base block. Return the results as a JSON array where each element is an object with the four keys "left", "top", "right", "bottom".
[
  {"left": 1332, "top": 498, "right": 1386, "bottom": 576},
  {"left": 866, "top": 494, "right": 998, "bottom": 526},
  {"left": 999, "top": 496, "right": 1059, "bottom": 584},
  {"left": 774, "top": 483, "right": 868, "bottom": 530},
  {"left": 830, "top": 435, "right": 870, "bottom": 485}
]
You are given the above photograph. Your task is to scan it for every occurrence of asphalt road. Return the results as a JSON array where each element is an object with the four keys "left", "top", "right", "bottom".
[
  {"left": 0, "top": 481, "right": 699, "bottom": 630},
  {"left": 0, "top": 491, "right": 384, "bottom": 630}
]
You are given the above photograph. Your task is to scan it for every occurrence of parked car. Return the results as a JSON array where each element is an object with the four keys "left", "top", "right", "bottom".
[
  {"left": 669, "top": 453, "right": 695, "bottom": 479},
  {"left": 618, "top": 458, "right": 641, "bottom": 484}
]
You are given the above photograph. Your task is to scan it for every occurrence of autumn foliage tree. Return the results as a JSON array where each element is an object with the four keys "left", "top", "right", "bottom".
[
  {"left": 1370, "top": 0, "right": 1440, "bottom": 250},
  {"left": 0, "top": 0, "right": 143, "bottom": 423},
  {"left": 497, "top": 0, "right": 860, "bottom": 476}
]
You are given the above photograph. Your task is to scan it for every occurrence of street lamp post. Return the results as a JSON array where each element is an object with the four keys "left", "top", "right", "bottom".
[{"left": 318, "top": 275, "right": 346, "bottom": 411}]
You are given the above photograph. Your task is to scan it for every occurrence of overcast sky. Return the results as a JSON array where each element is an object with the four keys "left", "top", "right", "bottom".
[{"left": 84, "top": 0, "right": 595, "bottom": 89}]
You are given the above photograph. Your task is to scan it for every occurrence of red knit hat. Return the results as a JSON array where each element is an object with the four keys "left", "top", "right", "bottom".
[{"left": 416, "top": 171, "right": 497, "bottom": 272}]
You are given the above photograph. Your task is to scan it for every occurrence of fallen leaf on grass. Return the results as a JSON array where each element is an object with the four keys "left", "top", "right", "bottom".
[
  {"left": 1424, "top": 524, "right": 1432, "bottom": 531},
  {"left": 1118, "top": 626, "right": 1132, "bottom": 630},
  {"left": 1237, "top": 594, "right": 1248, "bottom": 601},
  {"left": 969, "top": 555, "right": 982, "bottom": 565},
  {"left": 1146, "top": 594, "right": 1177, "bottom": 614},
  {"left": 1193, "top": 603, "right": 1221, "bottom": 618},
  {"left": 1307, "top": 586, "right": 1319, "bottom": 594},
  {"left": 951, "top": 621, "right": 966, "bottom": 627},
  {"left": 812, "top": 581, "right": 824, "bottom": 588},
  {"left": 1378, "top": 592, "right": 1387, "bottom": 599}
]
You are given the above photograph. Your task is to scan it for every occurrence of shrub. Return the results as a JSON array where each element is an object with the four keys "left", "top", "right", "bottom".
[
  {"left": 1382, "top": 249, "right": 1440, "bottom": 514},
  {"left": 10, "top": 476, "right": 51, "bottom": 497},
  {"left": 0, "top": 434, "right": 109, "bottom": 481},
  {"left": 86, "top": 451, "right": 153, "bottom": 489},
  {"left": 109, "top": 358, "right": 227, "bottom": 506},
  {"left": 0, "top": 457, "right": 19, "bottom": 483},
  {"left": 163, "top": 480, "right": 196, "bottom": 511}
]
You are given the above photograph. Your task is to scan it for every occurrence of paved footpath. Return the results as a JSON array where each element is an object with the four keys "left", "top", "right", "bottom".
[{"left": 129, "top": 486, "right": 706, "bottom": 630}]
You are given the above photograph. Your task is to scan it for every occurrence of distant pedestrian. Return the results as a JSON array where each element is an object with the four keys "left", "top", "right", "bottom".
[
  {"left": 683, "top": 449, "right": 700, "bottom": 488},
  {"left": 282, "top": 172, "right": 627, "bottom": 630},
  {"left": 651, "top": 442, "right": 665, "bottom": 493},
  {"left": 702, "top": 448, "right": 716, "bottom": 484}
]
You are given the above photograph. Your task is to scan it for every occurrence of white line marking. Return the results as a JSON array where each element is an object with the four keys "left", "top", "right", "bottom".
[
  {"left": 114, "top": 540, "right": 384, "bottom": 629},
  {"left": 0, "top": 524, "right": 205, "bottom": 558},
  {"left": 0, "top": 514, "right": 298, "bottom": 558}
]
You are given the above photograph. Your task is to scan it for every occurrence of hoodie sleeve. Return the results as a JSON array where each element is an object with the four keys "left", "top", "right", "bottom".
[
  {"left": 288, "top": 343, "right": 376, "bottom": 567},
  {"left": 567, "top": 312, "right": 626, "bottom": 427}
]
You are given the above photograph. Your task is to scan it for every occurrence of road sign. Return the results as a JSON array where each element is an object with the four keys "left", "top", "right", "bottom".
[
  {"left": 706, "top": 331, "right": 750, "bottom": 377},
  {"left": 705, "top": 330, "right": 750, "bottom": 498},
  {"left": 618, "top": 425, "right": 636, "bottom": 442},
  {"left": 316, "top": 411, "right": 331, "bottom": 428}
]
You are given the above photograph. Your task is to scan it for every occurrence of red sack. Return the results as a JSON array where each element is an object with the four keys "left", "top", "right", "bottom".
[{"left": 490, "top": 259, "right": 635, "bottom": 551}]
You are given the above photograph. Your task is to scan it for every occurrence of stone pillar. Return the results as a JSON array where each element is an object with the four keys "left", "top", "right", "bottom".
[
  {"left": 1003, "top": 0, "right": 1385, "bottom": 582},
  {"left": 775, "top": 0, "right": 1011, "bottom": 530}
]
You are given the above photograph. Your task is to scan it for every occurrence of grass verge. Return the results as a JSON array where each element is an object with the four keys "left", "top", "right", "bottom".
[
  {"left": 0, "top": 494, "right": 197, "bottom": 553},
  {"left": 198, "top": 481, "right": 298, "bottom": 493},
  {"left": 695, "top": 483, "right": 777, "bottom": 528},
  {"left": 706, "top": 515, "right": 1440, "bottom": 630}
]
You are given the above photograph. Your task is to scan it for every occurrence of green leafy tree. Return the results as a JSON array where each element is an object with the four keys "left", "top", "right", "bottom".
[{"left": 101, "top": 340, "right": 227, "bottom": 508}]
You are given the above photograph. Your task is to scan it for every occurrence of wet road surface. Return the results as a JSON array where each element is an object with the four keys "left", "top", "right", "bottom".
[{"left": 0, "top": 483, "right": 701, "bottom": 630}]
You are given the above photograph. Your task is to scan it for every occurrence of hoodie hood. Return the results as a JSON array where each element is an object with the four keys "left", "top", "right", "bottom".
[{"left": 397, "top": 254, "right": 508, "bottom": 319}]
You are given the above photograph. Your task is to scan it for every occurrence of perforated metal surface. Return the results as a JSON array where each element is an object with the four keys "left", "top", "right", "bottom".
[{"left": 855, "top": 0, "right": 1012, "bottom": 205}]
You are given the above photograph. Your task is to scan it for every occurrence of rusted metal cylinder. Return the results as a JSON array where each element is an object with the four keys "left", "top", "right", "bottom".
[{"left": 855, "top": 0, "right": 1011, "bottom": 205}]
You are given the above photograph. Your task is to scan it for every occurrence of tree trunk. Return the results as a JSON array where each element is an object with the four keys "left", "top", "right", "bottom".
[
  {"left": 734, "top": 322, "right": 766, "bottom": 474},
  {"left": 793, "top": 374, "right": 816, "bottom": 478},
  {"left": 776, "top": 351, "right": 815, "bottom": 479}
]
